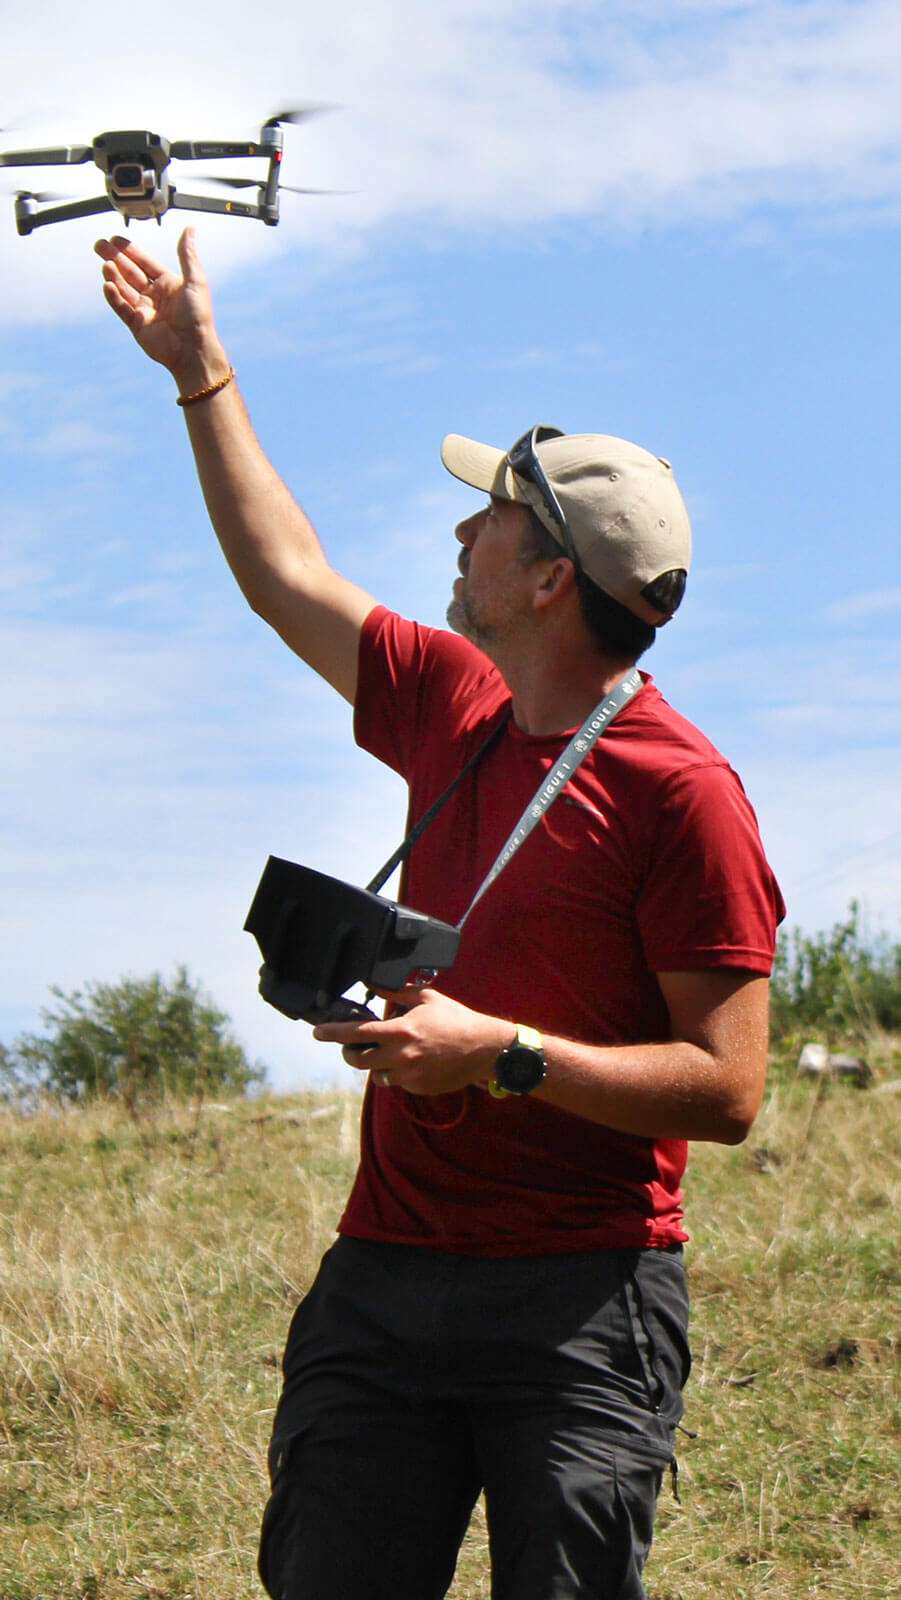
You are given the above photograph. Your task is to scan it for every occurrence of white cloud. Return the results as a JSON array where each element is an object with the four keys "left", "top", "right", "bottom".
[
  {"left": 825, "top": 587, "right": 901, "bottom": 620},
  {"left": 2, "top": 2, "right": 901, "bottom": 325}
]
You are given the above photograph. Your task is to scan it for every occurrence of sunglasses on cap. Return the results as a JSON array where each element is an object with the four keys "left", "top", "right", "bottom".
[{"left": 506, "top": 425, "right": 582, "bottom": 572}]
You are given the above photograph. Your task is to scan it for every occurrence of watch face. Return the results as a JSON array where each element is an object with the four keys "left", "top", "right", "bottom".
[{"left": 497, "top": 1043, "right": 546, "bottom": 1095}]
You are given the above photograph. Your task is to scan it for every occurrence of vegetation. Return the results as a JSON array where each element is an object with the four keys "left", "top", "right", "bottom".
[
  {"left": 770, "top": 902, "right": 901, "bottom": 1051},
  {"left": 0, "top": 1083, "right": 898, "bottom": 1598},
  {"left": 2, "top": 968, "right": 263, "bottom": 1107},
  {"left": 3, "top": 905, "right": 898, "bottom": 1108},
  {"left": 0, "top": 921, "right": 898, "bottom": 1596}
]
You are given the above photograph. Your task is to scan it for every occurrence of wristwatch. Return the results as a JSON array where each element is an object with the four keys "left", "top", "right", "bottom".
[{"left": 490, "top": 1023, "right": 547, "bottom": 1097}]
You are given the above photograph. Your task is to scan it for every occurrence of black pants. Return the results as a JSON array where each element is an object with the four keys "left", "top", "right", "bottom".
[{"left": 259, "top": 1237, "right": 690, "bottom": 1600}]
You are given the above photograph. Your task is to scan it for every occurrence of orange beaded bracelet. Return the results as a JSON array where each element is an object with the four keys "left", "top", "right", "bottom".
[{"left": 176, "top": 366, "right": 236, "bottom": 407}]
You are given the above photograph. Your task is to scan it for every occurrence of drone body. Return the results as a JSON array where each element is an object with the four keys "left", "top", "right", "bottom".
[{"left": 0, "top": 114, "right": 322, "bottom": 234}]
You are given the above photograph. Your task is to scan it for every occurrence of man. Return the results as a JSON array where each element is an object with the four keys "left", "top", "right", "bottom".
[{"left": 96, "top": 228, "right": 785, "bottom": 1600}]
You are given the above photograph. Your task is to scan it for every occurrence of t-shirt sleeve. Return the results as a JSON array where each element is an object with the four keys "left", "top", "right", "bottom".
[
  {"left": 638, "top": 761, "right": 786, "bottom": 975},
  {"left": 353, "top": 605, "right": 505, "bottom": 780}
]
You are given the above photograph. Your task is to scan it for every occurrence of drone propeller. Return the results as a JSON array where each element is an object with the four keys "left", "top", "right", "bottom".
[
  {"left": 263, "top": 105, "right": 335, "bottom": 127},
  {"left": 2, "top": 186, "right": 70, "bottom": 202},
  {"left": 198, "top": 174, "right": 350, "bottom": 195}
]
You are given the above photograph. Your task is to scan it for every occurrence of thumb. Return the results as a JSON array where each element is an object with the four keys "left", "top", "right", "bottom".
[
  {"left": 177, "top": 227, "right": 206, "bottom": 287},
  {"left": 369, "top": 984, "right": 425, "bottom": 1009}
]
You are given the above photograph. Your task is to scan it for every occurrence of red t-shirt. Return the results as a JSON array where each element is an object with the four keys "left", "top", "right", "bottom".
[{"left": 338, "top": 607, "right": 785, "bottom": 1256}]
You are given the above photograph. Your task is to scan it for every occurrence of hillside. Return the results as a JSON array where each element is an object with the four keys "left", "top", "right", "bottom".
[{"left": 1, "top": 1073, "right": 898, "bottom": 1599}]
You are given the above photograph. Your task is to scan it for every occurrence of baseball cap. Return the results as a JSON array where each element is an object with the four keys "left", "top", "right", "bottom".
[{"left": 440, "top": 427, "right": 692, "bottom": 625}]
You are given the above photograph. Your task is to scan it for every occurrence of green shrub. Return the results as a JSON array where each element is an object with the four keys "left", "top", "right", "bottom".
[
  {"left": 7, "top": 967, "right": 264, "bottom": 1105},
  {"left": 770, "top": 902, "right": 901, "bottom": 1046}
]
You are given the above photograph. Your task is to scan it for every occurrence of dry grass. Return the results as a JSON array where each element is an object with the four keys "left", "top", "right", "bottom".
[
  {"left": 1, "top": 1069, "right": 898, "bottom": 1599},
  {"left": 643, "top": 1070, "right": 900, "bottom": 1600}
]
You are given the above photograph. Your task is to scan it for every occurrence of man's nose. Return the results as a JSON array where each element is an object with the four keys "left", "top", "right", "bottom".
[{"left": 455, "top": 510, "right": 482, "bottom": 547}]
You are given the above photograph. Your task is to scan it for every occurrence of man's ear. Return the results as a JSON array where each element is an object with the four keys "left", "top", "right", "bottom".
[{"left": 531, "top": 556, "right": 578, "bottom": 611}]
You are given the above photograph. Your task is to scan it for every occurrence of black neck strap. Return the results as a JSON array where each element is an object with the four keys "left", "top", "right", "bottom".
[{"left": 366, "top": 714, "right": 509, "bottom": 894}]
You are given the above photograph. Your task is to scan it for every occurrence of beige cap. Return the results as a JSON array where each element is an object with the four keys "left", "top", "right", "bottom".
[{"left": 441, "top": 430, "right": 692, "bottom": 625}]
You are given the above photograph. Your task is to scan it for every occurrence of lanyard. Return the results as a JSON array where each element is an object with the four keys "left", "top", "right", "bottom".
[
  {"left": 456, "top": 667, "right": 642, "bottom": 929},
  {"left": 367, "top": 666, "right": 643, "bottom": 926}
]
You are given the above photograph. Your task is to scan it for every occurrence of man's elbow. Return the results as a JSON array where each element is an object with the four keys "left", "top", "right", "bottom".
[
  {"left": 716, "top": 1110, "right": 756, "bottom": 1146},
  {"left": 714, "top": 1072, "right": 766, "bottom": 1145}
]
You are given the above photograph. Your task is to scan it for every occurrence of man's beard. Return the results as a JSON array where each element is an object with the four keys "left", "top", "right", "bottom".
[
  {"left": 446, "top": 591, "right": 476, "bottom": 639},
  {"left": 447, "top": 557, "right": 475, "bottom": 641},
  {"left": 446, "top": 589, "right": 498, "bottom": 651},
  {"left": 447, "top": 572, "right": 527, "bottom": 654}
]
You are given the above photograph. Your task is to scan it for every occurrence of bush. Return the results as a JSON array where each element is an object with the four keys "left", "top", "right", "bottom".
[
  {"left": 770, "top": 902, "right": 901, "bottom": 1046},
  {"left": 7, "top": 967, "right": 264, "bottom": 1105},
  {"left": 0, "top": 1042, "right": 22, "bottom": 1108}
]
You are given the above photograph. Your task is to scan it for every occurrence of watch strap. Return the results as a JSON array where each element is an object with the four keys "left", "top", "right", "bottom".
[{"left": 513, "top": 1024, "right": 542, "bottom": 1052}]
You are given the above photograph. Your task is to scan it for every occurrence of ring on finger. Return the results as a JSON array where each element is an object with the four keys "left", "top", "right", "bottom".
[{"left": 377, "top": 1069, "right": 391, "bottom": 1089}]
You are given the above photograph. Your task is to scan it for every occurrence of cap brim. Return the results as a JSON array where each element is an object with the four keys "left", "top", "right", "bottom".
[{"left": 441, "top": 434, "right": 515, "bottom": 499}]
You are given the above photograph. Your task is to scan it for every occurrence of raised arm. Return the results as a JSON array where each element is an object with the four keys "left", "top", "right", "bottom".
[{"left": 95, "top": 228, "right": 376, "bottom": 703}]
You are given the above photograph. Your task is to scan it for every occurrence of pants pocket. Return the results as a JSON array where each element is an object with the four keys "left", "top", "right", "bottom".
[{"left": 619, "top": 1248, "right": 690, "bottom": 1426}]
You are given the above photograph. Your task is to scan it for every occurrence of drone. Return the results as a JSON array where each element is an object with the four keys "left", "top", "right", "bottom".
[{"left": 0, "top": 110, "right": 332, "bottom": 235}]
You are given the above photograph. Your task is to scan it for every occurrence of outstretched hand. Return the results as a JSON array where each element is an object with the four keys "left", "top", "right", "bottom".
[{"left": 94, "top": 228, "right": 229, "bottom": 393}]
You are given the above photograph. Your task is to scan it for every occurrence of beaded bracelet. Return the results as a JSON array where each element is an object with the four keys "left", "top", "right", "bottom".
[{"left": 176, "top": 367, "right": 236, "bottom": 407}]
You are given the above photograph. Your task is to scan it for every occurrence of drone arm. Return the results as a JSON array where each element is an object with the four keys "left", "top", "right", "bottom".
[
  {"left": 171, "top": 187, "right": 279, "bottom": 227},
  {"left": 170, "top": 123, "right": 283, "bottom": 223},
  {"left": 0, "top": 144, "right": 94, "bottom": 167},
  {"left": 170, "top": 189, "right": 278, "bottom": 226},
  {"left": 15, "top": 193, "right": 116, "bottom": 236},
  {"left": 169, "top": 141, "right": 266, "bottom": 161}
]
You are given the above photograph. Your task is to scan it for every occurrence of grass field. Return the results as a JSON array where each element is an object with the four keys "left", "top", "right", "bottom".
[{"left": 1, "top": 1058, "right": 899, "bottom": 1599}]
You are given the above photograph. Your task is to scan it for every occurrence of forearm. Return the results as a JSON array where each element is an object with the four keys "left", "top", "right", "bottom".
[
  {"left": 527, "top": 1032, "right": 760, "bottom": 1143},
  {"left": 178, "top": 366, "right": 329, "bottom": 619},
  {"left": 315, "top": 974, "right": 770, "bottom": 1145},
  {"left": 96, "top": 229, "right": 376, "bottom": 698},
  {"left": 455, "top": 1020, "right": 760, "bottom": 1143},
  {"left": 182, "top": 377, "right": 376, "bottom": 694}
]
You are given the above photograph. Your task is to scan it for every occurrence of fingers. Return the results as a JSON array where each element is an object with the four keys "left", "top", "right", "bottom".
[
  {"left": 100, "top": 278, "right": 133, "bottom": 328},
  {"left": 94, "top": 227, "right": 205, "bottom": 289},
  {"left": 313, "top": 1016, "right": 381, "bottom": 1047},
  {"left": 99, "top": 269, "right": 152, "bottom": 337},
  {"left": 94, "top": 233, "right": 169, "bottom": 286},
  {"left": 101, "top": 248, "right": 164, "bottom": 310},
  {"left": 345, "top": 1044, "right": 381, "bottom": 1067},
  {"left": 95, "top": 239, "right": 162, "bottom": 335},
  {"left": 312, "top": 1014, "right": 388, "bottom": 1074}
]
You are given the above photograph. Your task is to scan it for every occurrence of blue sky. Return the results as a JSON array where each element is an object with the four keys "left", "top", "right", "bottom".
[{"left": 2, "top": 1, "right": 900, "bottom": 1090}]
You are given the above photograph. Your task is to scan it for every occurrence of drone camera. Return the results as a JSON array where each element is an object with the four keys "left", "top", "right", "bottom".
[{"left": 111, "top": 162, "right": 153, "bottom": 195}]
